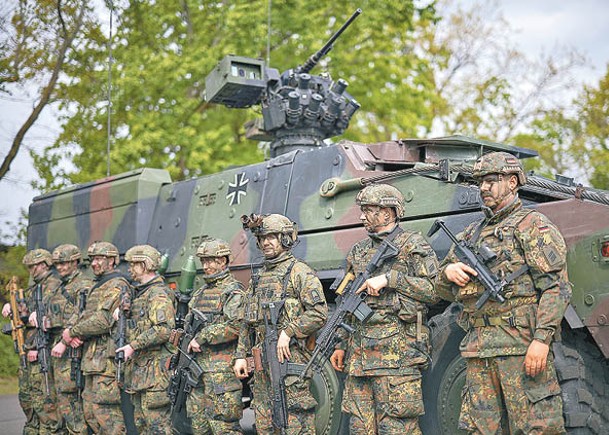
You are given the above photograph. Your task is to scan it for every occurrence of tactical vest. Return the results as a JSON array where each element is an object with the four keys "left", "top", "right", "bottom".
[
  {"left": 460, "top": 208, "right": 536, "bottom": 315},
  {"left": 243, "top": 256, "right": 299, "bottom": 336}
]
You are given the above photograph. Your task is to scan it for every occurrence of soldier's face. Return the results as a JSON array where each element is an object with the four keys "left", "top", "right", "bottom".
[
  {"left": 55, "top": 260, "right": 77, "bottom": 278},
  {"left": 258, "top": 233, "right": 285, "bottom": 259},
  {"left": 128, "top": 261, "right": 146, "bottom": 282},
  {"left": 479, "top": 174, "right": 517, "bottom": 212},
  {"left": 27, "top": 262, "right": 48, "bottom": 280},
  {"left": 360, "top": 205, "right": 393, "bottom": 233},
  {"left": 200, "top": 257, "right": 227, "bottom": 276},
  {"left": 90, "top": 255, "right": 114, "bottom": 276}
]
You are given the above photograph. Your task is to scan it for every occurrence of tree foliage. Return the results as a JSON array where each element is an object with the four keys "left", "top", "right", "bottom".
[
  {"left": 0, "top": 0, "right": 101, "bottom": 184},
  {"left": 34, "top": 0, "right": 440, "bottom": 190}
]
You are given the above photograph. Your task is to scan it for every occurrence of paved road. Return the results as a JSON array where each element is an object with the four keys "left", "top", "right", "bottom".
[
  {"left": 0, "top": 395, "right": 25, "bottom": 435},
  {"left": 0, "top": 394, "right": 255, "bottom": 434}
]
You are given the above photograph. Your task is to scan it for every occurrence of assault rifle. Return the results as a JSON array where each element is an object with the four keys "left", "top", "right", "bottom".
[
  {"left": 1, "top": 276, "right": 27, "bottom": 368},
  {"left": 427, "top": 219, "right": 505, "bottom": 309},
  {"left": 300, "top": 234, "right": 400, "bottom": 379},
  {"left": 261, "top": 300, "right": 306, "bottom": 434},
  {"left": 115, "top": 285, "right": 132, "bottom": 385},
  {"left": 33, "top": 282, "right": 51, "bottom": 396},
  {"left": 70, "top": 287, "right": 87, "bottom": 393},
  {"left": 168, "top": 309, "right": 208, "bottom": 428}
]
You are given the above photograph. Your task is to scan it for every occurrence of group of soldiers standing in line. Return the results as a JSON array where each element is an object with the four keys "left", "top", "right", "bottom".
[{"left": 3, "top": 151, "right": 572, "bottom": 435}]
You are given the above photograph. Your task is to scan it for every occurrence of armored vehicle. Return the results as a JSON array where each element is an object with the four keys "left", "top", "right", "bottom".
[{"left": 26, "top": 10, "right": 609, "bottom": 434}]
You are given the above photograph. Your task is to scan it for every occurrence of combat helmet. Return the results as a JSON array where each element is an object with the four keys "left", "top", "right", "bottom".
[
  {"left": 22, "top": 249, "right": 53, "bottom": 267},
  {"left": 472, "top": 151, "right": 527, "bottom": 186},
  {"left": 52, "top": 244, "right": 82, "bottom": 263},
  {"left": 356, "top": 183, "right": 406, "bottom": 218},
  {"left": 241, "top": 213, "right": 298, "bottom": 248},
  {"left": 196, "top": 238, "right": 232, "bottom": 261},
  {"left": 125, "top": 245, "right": 161, "bottom": 271},
  {"left": 87, "top": 241, "right": 120, "bottom": 262}
]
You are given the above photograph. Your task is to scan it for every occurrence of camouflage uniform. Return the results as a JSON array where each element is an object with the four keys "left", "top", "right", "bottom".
[
  {"left": 21, "top": 249, "right": 64, "bottom": 435},
  {"left": 436, "top": 152, "right": 571, "bottom": 434},
  {"left": 123, "top": 272, "right": 175, "bottom": 434},
  {"left": 339, "top": 185, "right": 439, "bottom": 435},
  {"left": 185, "top": 239, "right": 245, "bottom": 434},
  {"left": 51, "top": 245, "right": 93, "bottom": 434},
  {"left": 237, "top": 214, "right": 328, "bottom": 435},
  {"left": 69, "top": 242, "right": 129, "bottom": 434}
]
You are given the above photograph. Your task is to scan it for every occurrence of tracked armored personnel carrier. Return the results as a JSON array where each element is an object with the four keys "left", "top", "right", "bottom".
[{"left": 26, "top": 10, "right": 609, "bottom": 434}]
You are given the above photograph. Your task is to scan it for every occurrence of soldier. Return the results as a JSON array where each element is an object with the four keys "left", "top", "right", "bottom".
[
  {"left": 49, "top": 244, "right": 93, "bottom": 434},
  {"left": 329, "top": 184, "right": 440, "bottom": 434},
  {"left": 184, "top": 238, "right": 245, "bottom": 434},
  {"left": 436, "top": 151, "right": 571, "bottom": 434},
  {"left": 115, "top": 244, "right": 175, "bottom": 434},
  {"left": 2, "top": 249, "right": 64, "bottom": 434},
  {"left": 234, "top": 213, "right": 328, "bottom": 434},
  {"left": 61, "top": 241, "right": 129, "bottom": 434}
]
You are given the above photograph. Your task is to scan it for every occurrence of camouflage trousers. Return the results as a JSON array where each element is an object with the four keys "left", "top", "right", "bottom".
[
  {"left": 342, "top": 373, "right": 424, "bottom": 435},
  {"left": 186, "top": 371, "right": 242, "bottom": 434},
  {"left": 19, "top": 360, "right": 63, "bottom": 434},
  {"left": 52, "top": 355, "right": 88, "bottom": 434},
  {"left": 460, "top": 354, "right": 565, "bottom": 434},
  {"left": 251, "top": 369, "right": 317, "bottom": 435},
  {"left": 81, "top": 374, "right": 126, "bottom": 434},
  {"left": 129, "top": 389, "right": 172, "bottom": 435}
]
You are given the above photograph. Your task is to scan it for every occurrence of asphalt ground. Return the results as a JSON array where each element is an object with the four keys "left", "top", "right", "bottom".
[
  {"left": 0, "top": 395, "right": 26, "bottom": 435},
  {"left": 0, "top": 394, "right": 255, "bottom": 434}
]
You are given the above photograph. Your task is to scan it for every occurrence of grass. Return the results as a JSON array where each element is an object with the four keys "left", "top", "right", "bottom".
[{"left": 0, "top": 377, "right": 18, "bottom": 395}]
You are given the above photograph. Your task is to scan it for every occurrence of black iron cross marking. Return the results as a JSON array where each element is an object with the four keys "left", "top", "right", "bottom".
[{"left": 226, "top": 172, "right": 249, "bottom": 206}]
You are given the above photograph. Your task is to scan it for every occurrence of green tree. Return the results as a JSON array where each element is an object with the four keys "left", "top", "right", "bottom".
[
  {"left": 0, "top": 0, "right": 101, "bottom": 183},
  {"left": 429, "top": 0, "right": 586, "bottom": 143},
  {"left": 33, "top": 0, "right": 441, "bottom": 189}
]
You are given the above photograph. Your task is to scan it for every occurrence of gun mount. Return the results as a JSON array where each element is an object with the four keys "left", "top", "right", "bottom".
[{"left": 204, "top": 9, "right": 362, "bottom": 158}]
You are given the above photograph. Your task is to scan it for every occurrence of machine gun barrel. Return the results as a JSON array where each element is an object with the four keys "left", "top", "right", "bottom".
[
  {"left": 428, "top": 219, "right": 506, "bottom": 309},
  {"left": 295, "top": 8, "right": 361, "bottom": 74}
]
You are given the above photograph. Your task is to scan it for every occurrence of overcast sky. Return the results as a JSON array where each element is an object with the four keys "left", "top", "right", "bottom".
[{"left": 1, "top": 0, "right": 608, "bottom": 244}]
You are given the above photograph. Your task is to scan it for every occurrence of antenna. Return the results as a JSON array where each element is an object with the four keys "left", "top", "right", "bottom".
[
  {"left": 106, "top": 2, "right": 114, "bottom": 177},
  {"left": 266, "top": 0, "right": 271, "bottom": 65}
]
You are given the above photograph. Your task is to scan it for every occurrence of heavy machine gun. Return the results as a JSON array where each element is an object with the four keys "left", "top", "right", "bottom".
[
  {"left": 2, "top": 276, "right": 27, "bottom": 368},
  {"left": 204, "top": 9, "right": 362, "bottom": 158}
]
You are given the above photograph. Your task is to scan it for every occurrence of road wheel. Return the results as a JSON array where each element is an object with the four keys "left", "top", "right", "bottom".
[
  {"left": 420, "top": 303, "right": 467, "bottom": 435},
  {"left": 554, "top": 328, "right": 609, "bottom": 434}
]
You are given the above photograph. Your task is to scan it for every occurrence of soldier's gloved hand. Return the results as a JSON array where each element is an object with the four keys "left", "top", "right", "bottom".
[
  {"left": 357, "top": 274, "right": 388, "bottom": 297},
  {"left": 331, "top": 349, "right": 345, "bottom": 372},
  {"left": 188, "top": 338, "right": 201, "bottom": 353},
  {"left": 116, "top": 344, "right": 135, "bottom": 361},
  {"left": 27, "top": 350, "right": 38, "bottom": 363},
  {"left": 2, "top": 303, "right": 10, "bottom": 318},
  {"left": 445, "top": 262, "right": 478, "bottom": 287},
  {"left": 52, "top": 341, "right": 67, "bottom": 358},
  {"left": 277, "top": 330, "right": 291, "bottom": 363},
  {"left": 29, "top": 311, "right": 38, "bottom": 328},
  {"left": 234, "top": 358, "right": 249, "bottom": 379},
  {"left": 524, "top": 340, "right": 549, "bottom": 377}
]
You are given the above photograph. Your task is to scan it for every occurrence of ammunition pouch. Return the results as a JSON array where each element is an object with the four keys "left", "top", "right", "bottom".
[{"left": 169, "top": 328, "right": 184, "bottom": 347}]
